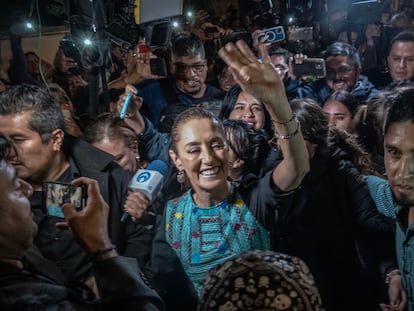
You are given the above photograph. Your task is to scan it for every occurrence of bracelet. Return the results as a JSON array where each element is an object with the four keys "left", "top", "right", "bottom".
[
  {"left": 271, "top": 114, "right": 296, "bottom": 125},
  {"left": 91, "top": 245, "right": 117, "bottom": 261},
  {"left": 385, "top": 270, "right": 401, "bottom": 284},
  {"left": 274, "top": 119, "right": 301, "bottom": 140}
]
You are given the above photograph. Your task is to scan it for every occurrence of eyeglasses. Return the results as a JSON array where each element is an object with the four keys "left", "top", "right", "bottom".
[
  {"left": 174, "top": 62, "right": 206, "bottom": 73},
  {"left": 326, "top": 66, "right": 354, "bottom": 79}
]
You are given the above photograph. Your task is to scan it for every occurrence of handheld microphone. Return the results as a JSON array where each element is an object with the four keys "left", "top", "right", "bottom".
[
  {"left": 121, "top": 160, "right": 168, "bottom": 223},
  {"left": 119, "top": 92, "right": 133, "bottom": 120}
]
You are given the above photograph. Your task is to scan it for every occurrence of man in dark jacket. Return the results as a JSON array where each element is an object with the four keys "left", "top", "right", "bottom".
[
  {"left": 136, "top": 33, "right": 224, "bottom": 132},
  {"left": 0, "top": 84, "right": 153, "bottom": 284},
  {"left": 302, "top": 41, "right": 378, "bottom": 105},
  {"left": 0, "top": 135, "right": 163, "bottom": 310}
]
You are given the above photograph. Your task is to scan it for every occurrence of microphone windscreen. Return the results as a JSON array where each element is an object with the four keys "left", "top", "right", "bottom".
[{"left": 146, "top": 160, "right": 168, "bottom": 177}]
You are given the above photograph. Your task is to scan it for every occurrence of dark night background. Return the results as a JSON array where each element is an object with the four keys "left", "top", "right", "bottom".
[
  {"left": 0, "top": 0, "right": 319, "bottom": 35},
  {"left": 0, "top": 0, "right": 412, "bottom": 37}
]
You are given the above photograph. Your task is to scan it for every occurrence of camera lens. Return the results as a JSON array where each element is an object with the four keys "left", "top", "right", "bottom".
[{"left": 267, "top": 31, "right": 276, "bottom": 41}]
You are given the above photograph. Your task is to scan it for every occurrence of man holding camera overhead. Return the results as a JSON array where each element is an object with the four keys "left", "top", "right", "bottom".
[{"left": 302, "top": 41, "right": 379, "bottom": 105}]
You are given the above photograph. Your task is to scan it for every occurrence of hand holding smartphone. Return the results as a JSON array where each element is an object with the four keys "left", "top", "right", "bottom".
[
  {"left": 257, "top": 26, "right": 286, "bottom": 44},
  {"left": 292, "top": 58, "right": 326, "bottom": 78},
  {"left": 52, "top": 177, "right": 114, "bottom": 256},
  {"left": 43, "top": 182, "right": 86, "bottom": 218}
]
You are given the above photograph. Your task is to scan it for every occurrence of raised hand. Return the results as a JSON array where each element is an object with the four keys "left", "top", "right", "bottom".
[
  {"left": 116, "top": 85, "right": 146, "bottom": 135},
  {"left": 61, "top": 177, "right": 113, "bottom": 255},
  {"left": 124, "top": 191, "right": 150, "bottom": 220},
  {"left": 218, "top": 40, "right": 286, "bottom": 107}
]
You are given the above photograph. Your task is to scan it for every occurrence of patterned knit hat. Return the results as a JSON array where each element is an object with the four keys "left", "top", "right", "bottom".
[{"left": 198, "top": 250, "right": 323, "bottom": 311}]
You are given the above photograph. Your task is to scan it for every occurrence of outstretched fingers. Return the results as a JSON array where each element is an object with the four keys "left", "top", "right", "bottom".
[
  {"left": 235, "top": 40, "right": 259, "bottom": 64},
  {"left": 218, "top": 42, "right": 243, "bottom": 69},
  {"left": 218, "top": 41, "right": 258, "bottom": 87}
]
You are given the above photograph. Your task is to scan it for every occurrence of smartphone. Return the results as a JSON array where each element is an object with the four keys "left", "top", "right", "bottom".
[
  {"left": 204, "top": 26, "right": 220, "bottom": 34},
  {"left": 59, "top": 35, "right": 82, "bottom": 65},
  {"left": 287, "top": 26, "right": 313, "bottom": 42},
  {"left": 150, "top": 58, "right": 168, "bottom": 77},
  {"left": 292, "top": 58, "right": 326, "bottom": 78},
  {"left": 258, "top": 26, "right": 286, "bottom": 44},
  {"left": 220, "top": 31, "right": 251, "bottom": 46},
  {"left": 43, "top": 181, "right": 86, "bottom": 218}
]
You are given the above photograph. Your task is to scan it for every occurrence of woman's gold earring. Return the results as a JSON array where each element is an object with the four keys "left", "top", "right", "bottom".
[{"left": 177, "top": 170, "right": 186, "bottom": 184}]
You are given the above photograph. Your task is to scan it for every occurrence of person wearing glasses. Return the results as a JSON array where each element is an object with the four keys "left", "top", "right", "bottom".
[
  {"left": 303, "top": 41, "right": 379, "bottom": 106},
  {"left": 135, "top": 32, "right": 224, "bottom": 133},
  {"left": 0, "top": 136, "right": 164, "bottom": 310},
  {"left": 266, "top": 46, "right": 314, "bottom": 101}
]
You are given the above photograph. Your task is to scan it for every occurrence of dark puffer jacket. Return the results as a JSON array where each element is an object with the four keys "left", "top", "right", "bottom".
[{"left": 301, "top": 74, "right": 379, "bottom": 105}]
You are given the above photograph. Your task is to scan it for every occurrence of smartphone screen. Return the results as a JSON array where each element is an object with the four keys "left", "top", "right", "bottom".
[
  {"left": 204, "top": 26, "right": 220, "bottom": 34},
  {"left": 258, "top": 26, "right": 286, "bottom": 44},
  {"left": 43, "top": 182, "right": 86, "bottom": 218},
  {"left": 150, "top": 58, "right": 168, "bottom": 77},
  {"left": 292, "top": 58, "right": 326, "bottom": 78}
]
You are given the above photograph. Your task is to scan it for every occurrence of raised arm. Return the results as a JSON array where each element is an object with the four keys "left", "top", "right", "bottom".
[
  {"left": 116, "top": 84, "right": 171, "bottom": 164},
  {"left": 218, "top": 40, "right": 309, "bottom": 191},
  {"left": 116, "top": 84, "right": 146, "bottom": 134}
]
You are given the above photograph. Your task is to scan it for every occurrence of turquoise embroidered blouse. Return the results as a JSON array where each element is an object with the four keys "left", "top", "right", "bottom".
[{"left": 164, "top": 188, "right": 270, "bottom": 294}]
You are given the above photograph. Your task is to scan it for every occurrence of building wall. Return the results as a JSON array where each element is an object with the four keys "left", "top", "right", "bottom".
[{"left": 0, "top": 28, "right": 68, "bottom": 80}]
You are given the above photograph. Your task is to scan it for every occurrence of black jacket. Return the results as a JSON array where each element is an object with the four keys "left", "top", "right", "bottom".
[
  {"left": 0, "top": 246, "right": 163, "bottom": 311},
  {"left": 273, "top": 146, "right": 396, "bottom": 311},
  {"left": 32, "top": 135, "right": 155, "bottom": 281},
  {"left": 302, "top": 75, "right": 379, "bottom": 105}
]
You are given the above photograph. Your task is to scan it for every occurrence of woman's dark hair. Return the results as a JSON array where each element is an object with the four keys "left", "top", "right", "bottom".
[
  {"left": 84, "top": 112, "right": 138, "bottom": 150},
  {"left": 290, "top": 98, "right": 380, "bottom": 175},
  {"left": 324, "top": 90, "right": 359, "bottom": 117},
  {"left": 290, "top": 98, "right": 329, "bottom": 147},
  {"left": 328, "top": 127, "right": 380, "bottom": 176},
  {"left": 223, "top": 119, "right": 270, "bottom": 177},
  {"left": 219, "top": 84, "right": 273, "bottom": 137},
  {"left": 360, "top": 92, "right": 393, "bottom": 154}
]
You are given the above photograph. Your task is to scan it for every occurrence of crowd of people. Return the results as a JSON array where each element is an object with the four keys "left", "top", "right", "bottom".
[{"left": 0, "top": 1, "right": 414, "bottom": 310}]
